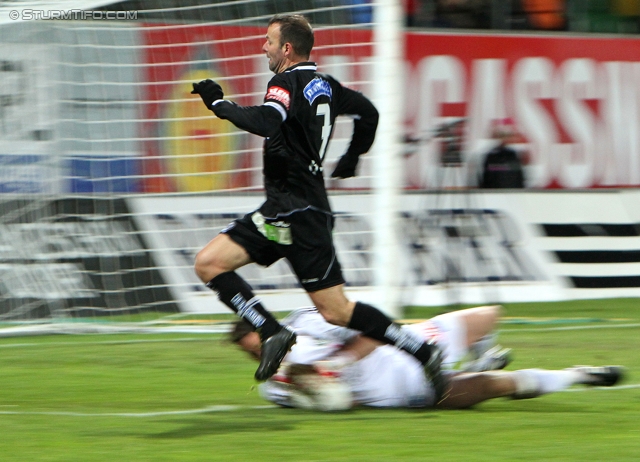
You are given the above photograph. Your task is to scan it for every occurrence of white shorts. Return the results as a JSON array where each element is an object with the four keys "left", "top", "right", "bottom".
[{"left": 405, "top": 311, "right": 467, "bottom": 368}]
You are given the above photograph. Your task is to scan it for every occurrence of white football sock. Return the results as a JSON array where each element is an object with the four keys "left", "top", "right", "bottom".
[{"left": 512, "top": 368, "right": 582, "bottom": 398}]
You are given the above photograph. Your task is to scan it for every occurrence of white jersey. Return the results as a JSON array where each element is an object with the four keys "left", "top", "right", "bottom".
[{"left": 260, "top": 307, "right": 467, "bottom": 409}]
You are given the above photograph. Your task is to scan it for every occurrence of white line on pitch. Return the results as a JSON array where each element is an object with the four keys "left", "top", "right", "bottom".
[
  {"left": 0, "top": 323, "right": 638, "bottom": 350},
  {"left": 0, "top": 337, "right": 217, "bottom": 349},
  {"left": 0, "top": 385, "right": 637, "bottom": 417},
  {"left": 0, "top": 404, "right": 277, "bottom": 417},
  {"left": 561, "top": 383, "right": 640, "bottom": 392},
  {"left": 0, "top": 322, "right": 638, "bottom": 350},
  {"left": 501, "top": 322, "right": 640, "bottom": 333}
]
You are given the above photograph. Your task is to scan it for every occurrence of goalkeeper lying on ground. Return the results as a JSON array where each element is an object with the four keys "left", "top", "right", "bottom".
[{"left": 230, "top": 305, "right": 625, "bottom": 411}]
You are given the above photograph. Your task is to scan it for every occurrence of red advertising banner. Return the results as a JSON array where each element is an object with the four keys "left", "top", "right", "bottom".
[
  {"left": 141, "top": 24, "right": 261, "bottom": 193},
  {"left": 141, "top": 24, "right": 372, "bottom": 193},
  {"left": 142, "top": 25, "right": 640, "bottom": 190},
  {"left": 404, "top": 31, "right": 640, "bottom": 188}
]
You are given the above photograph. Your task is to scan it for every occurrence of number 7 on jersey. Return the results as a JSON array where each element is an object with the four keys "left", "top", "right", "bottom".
[{"left": 316, "top": 103, "right": 332, "bottom": 161}]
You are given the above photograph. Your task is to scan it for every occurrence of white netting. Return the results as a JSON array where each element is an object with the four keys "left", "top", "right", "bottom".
[{"left": 0, "top": 0, "right": 404, "bottom": 332}]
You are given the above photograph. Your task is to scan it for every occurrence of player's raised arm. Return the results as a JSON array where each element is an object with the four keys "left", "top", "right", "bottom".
[{"left": 191, "top": 79, "right": 283, "bottom": 138}]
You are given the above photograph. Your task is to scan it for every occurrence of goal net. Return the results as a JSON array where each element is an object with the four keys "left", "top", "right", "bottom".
[{"left": 0, "top": 0, "right": 405, "bottom": 334}]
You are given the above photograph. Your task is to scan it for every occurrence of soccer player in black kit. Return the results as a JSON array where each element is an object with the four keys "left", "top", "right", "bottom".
[{"left": 191, "top": 14, "right": 447, "bottom": 400}]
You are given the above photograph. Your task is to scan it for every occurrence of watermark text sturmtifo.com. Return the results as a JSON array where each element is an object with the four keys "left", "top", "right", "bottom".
[{"left": 9, "top": 10, "right": 138, "bottom": 20}]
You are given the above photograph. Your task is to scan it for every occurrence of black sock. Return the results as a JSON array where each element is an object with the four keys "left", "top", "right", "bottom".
[
  {"left": 206, "top": 271, "right": 281, "bottom": 341},
  {"left": 347, "top": 302, "right": 434, "bottom": 364}
]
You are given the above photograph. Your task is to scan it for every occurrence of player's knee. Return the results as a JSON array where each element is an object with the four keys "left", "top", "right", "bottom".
[
  {"left": 315, "top": 303, "right": 351, "bottom": 327},
  {"left": 308, "top": 286, "right": 355, "bottom": 326},
  {"left": 317, "top": 309, "right": 346, "bottom": 326},
  {"left": 476, "top": 304, "right": 503, "bottom": 318},
  {"left": 194, "top": 249, "right": 219, "bottom": 282},
  {"left": 491, "top": 304, "right": 505, "bottom": 320},
  {"left": 193, "top": 250, "right": 208, "bottom": 282},
  {"left": 475, "top": 304, "right": 504, "bottom": 326}
]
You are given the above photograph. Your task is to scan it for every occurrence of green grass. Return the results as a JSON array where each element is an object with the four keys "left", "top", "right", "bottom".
[{"left": 0, "top": 299, "right": 639, "bottom": 461}]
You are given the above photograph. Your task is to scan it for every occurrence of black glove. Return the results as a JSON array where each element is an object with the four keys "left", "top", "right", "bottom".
[
  {"left": 191, "top": 79, "right": 224, "bottom": 109},
  {"left": 331, "top": 153, "right": 360, "bottom": 179}
]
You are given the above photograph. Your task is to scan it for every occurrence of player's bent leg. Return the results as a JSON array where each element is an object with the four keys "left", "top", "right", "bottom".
[
  {"left": 510, "top": 366, "right": 625, "bottom": 398},
  {"left": 311, "top": 285, "right": 450, "bottom": 402},
  {"left": 194, "top": 233, "right": 251, "bottom": 282},
  {"left": 436, "top": 371, "right": 516, "bottom": 410},
  {"left": 198, "top": 234, "right": 292, "bottom": 381},
  {"left": 308, "top": 284, "right": 355, "bottom": 326},
  {"left": 424, "top": 306, "right": 506, "bottom": 369},
  {"left": 437, "top": 365, "right": 627, "bottom": 410},
  {"left": 453, "top": 305, "right": 512, "bottom": 371},
  {"left": 456, "top": 305, "right": 503, "bottom": 348}
]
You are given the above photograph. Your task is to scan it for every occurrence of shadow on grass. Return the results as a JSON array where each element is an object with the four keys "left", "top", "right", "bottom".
[
  {"left": 472, "top": 398, "right": 596, "bottom": 414},
  {"left": 146, "top": 417, "right": 297, "bottom": 439},
  {"left": 142, "top": 406, "right": 446, "bottom": 439}
]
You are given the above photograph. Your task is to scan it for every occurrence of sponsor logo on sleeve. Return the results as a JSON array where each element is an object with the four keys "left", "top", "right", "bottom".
[
  {"left": 265, "top": 86, "right": 291, "bottom": 110},
  {"left": 303, "top": 78, "right": 332, "bottom": 105}
]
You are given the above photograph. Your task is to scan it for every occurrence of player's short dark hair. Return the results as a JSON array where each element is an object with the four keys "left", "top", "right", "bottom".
[
  {"left": 269, "top": 14, "right": 314, "bottom": 59},
  {"left": 229, "top": 318, "right": 255, "bottom": 344}
]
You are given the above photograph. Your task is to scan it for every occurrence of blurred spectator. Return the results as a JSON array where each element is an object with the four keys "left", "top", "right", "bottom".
[
  {"left": 433, "top": 0, "right": 491, "bottom": 29},
  {"left": 521, "top": 0, "right": 567, "bottom": 30},
  {"left": 404, "top": 0, "right": 418, "bottom": 26},
  {"left": 479, "top": 118, "right": 526, "bottom": 189},
  {"left": 610, "top": 0, "right": 640, "bottom": 33},
  {"left": 343, "top": 0, "right": 425, "bottom": 27},
  {"left": 612, "top": 0, "right": 640, "bottom": 16},
  {"left": 344, "top": 0, "right": 373, "bottom": 24}
]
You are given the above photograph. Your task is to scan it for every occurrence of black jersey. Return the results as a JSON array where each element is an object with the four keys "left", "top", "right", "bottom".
[
  {"left": 480, "top": 145, "right": 525, "bottom": 189},
  {"left": 213, "top": 62, "right": 378, "bottom": 218}
]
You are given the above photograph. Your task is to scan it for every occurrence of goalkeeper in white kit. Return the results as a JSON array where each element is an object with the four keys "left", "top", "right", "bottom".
[{"left": 231, "top": 305, "right": 625, "bottom": 411}]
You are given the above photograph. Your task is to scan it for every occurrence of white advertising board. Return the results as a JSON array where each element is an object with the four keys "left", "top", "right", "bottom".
[{"left": 129, "top": 190, "right": 640, "bottom": 314}]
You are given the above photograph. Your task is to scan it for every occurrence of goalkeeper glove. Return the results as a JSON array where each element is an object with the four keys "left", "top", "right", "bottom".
[
  {"left": 314, "top": 351, "right": 358, "bottom": 376},
  {"left": 331, "top": 152, "right": 360, "bottom": 179},
  {"left": 191, "top": 79, "right": 224, "bottom": 110}
]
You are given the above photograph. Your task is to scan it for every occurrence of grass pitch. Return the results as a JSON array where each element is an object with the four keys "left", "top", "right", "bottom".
[{"left": 0, "top": 299, "right": 638, "bottom": 461}]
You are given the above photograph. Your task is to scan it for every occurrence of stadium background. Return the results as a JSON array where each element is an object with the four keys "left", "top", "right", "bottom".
[
  {"left": 2, "top": 0, "right": 640, "bottom": 321},
  {"left": 0, "top": 2, "right": 638, "bottom": 461}
]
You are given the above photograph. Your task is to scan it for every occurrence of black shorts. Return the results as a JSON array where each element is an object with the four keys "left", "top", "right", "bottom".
[{"left": 222, "top": 208, "right": 345, "bottom": 292}]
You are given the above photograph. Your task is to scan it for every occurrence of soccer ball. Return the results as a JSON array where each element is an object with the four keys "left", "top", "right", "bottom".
[{"left": 286, "top": 363, "right": 353, "bottom": 412}]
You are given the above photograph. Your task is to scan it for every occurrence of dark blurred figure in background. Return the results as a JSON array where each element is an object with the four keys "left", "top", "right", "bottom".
[
  {"left": 404, "top": 0, "right": 419, "bottom": 26},
  {"left": 479, "top": 118, "right": 526, "bottom": 189},
  {"left": 344, "top": 0, "right": 373, "bottom": 24},
  {"left": 433, "top": 0, "right": 491, "bottom": 29}
]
